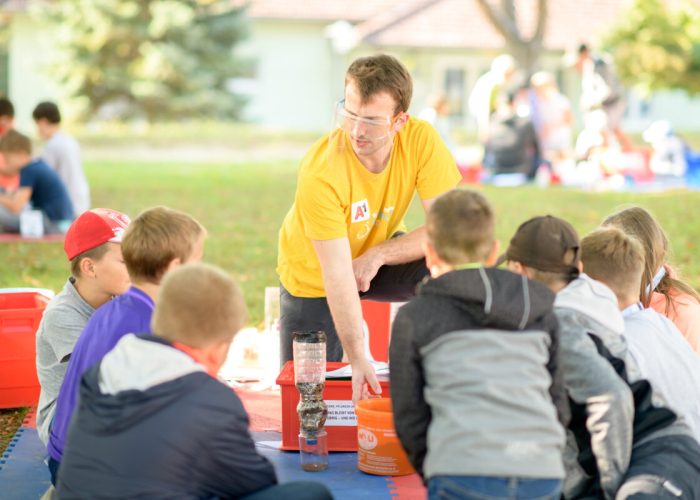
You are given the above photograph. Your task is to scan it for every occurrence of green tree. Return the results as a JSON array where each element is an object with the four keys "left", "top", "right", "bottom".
[
  {"left": 604, "top": 0, "right": 700, "bottom": 95},
  {"left": 43, "top": 0, "right": 251, "bottom": 121}
]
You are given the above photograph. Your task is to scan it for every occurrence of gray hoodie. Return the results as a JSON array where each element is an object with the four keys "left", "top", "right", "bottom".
[{"left": 390, "top": 267, "right": 567, "bottom": 481}]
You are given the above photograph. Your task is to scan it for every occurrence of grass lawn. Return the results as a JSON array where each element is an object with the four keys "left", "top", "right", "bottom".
[
  {"left": 1, "top": 158, "right": 700, "bottom": 326},
  {"left": 0, "top": 154, "right": 699, "bottom": 454}
]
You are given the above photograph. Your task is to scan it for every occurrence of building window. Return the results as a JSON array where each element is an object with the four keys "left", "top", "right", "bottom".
[{"left": 444, "top": 68, "right": 465, "bottom": 118}]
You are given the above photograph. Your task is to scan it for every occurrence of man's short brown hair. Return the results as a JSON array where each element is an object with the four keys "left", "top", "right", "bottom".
[
  {"left": 122, "top": 206, "right": 205, "bottom": 284},
  {"left": 152, "top": 263, "right": 247, "bottom": 348},
  {"left": 346, "top": 54, "right": 413, "bottom": 113},
  {"left": 0, "top": 129, "right": 31, "bottom": 154},
  {"left": 581, "top": 227, "right": 645, "bottom": 302},
  {"left": 427, "top": 189, "right": 494, "bottom": 265},
  {"left": 70, "top": 243, "right": 111, "bottom": 278}
]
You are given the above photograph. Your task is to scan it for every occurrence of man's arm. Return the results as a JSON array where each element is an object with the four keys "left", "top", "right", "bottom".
[
  {"left": 0, "top": 187, "right": 31, "bottom": 214},
  {"left": 312, "top": 237, "right": 382, "bottom": 402},
  {"left": 352, "top": 196, "right": 438, "bottom": 292}
]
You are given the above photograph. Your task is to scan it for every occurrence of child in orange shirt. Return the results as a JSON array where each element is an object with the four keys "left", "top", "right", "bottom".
[{"left": 603, "top": 206, "right": 700, "bottom": 355}]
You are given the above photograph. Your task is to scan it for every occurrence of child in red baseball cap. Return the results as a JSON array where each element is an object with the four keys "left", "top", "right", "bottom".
[{"left": 35, "top": 208, "right": 131, "bottom": 446}]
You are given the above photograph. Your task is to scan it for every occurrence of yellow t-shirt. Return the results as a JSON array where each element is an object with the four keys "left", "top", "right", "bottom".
[{"left": 277, "top": 116, "right": 461, "bottom": 297}]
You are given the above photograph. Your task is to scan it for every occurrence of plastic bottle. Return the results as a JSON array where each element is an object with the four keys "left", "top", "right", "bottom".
[{"left": 293, "top": 331, "right": 328, "bottom": 471}]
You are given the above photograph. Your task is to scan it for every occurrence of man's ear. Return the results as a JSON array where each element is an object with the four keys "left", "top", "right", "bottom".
[
  {"left": 485, "top": 240, "right": 501, "bottom": 267},
  {"left": 392, "top": 112, "right": 409, "bottom": 134}
]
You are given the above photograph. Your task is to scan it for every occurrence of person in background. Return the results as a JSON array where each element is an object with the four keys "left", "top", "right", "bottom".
[
  {"left": 469, "top": 54, "right": 518, "bottom": 148},
  {"left": 485, "top": 91, "right": 541, "bottom": 180},
  {"left": 0, "top": 97, "right": 17, "bottom": 192},
  {"left": 33, "top": 102, "right": 91, "bottom": 215},
  {"left": 419, "top": 93, "right": 454, "bottom": 151},
  {"left": 0, "top": 129, "right": 74, "bottom": 233},
  {"left": 0, "top": 98, "right": 14, "bottom": 136},
  {"left": 530, "top": 72, "right": 573, "bottom": 166},
  {"left": 570, "top": 44, "right": 631, "bottom": 151}
]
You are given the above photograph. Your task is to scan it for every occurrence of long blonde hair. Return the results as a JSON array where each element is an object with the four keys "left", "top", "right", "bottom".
[{"left": 602, "top": 206, "right": 700, "bottom": 312}]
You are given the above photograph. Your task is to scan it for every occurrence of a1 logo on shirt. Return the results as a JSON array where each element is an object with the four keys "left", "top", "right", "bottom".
[{"left": 351, "top": 199, "right": 370, "bottom": 223}]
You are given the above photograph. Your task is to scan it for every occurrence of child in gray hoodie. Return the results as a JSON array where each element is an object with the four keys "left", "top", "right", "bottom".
[{"left": 390, "top": 190, "right": 569, "bottom": 500}]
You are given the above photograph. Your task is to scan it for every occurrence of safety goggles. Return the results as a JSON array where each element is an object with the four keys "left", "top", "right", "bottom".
[{"left": 334, "top": 100, "right": 398, "bottom": 142}]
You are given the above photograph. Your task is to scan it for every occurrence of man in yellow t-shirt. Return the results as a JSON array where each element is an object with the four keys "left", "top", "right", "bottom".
[{"left": 277, "top": 54, "right": 461, "bottom": 402}]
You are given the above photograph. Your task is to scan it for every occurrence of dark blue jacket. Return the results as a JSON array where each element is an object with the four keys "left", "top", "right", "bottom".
[{"left": 56, "top": 334, "right": 277, "bottom": 499}]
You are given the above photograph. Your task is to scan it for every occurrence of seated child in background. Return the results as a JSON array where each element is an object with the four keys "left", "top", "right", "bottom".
[
  {"left": 485, "top": 91, "right": 541, "bottom": 180},
  {"left": 57, "top": 263, "right": 332, "bottom": 500},
  {"left": 581, "top": 227, "right": 700, "bottom": 441},
  {"left": 47, "top": 206, "right": 205, "bottom": 483},
  {"left": 33, "top": 101, "right": 91, "bottom": 216},
  {"left": 390, "top": 190, "right": 568, "bottom": 500},
  {"left": 505, "top": 215, "right": 700, "bottom": 499},
  {"left": 36, "top": 208, "right": 131, "bottom": 446},
  {"left": 603, "top": 206, "right": 700, "bottom": 355},
  {"left": 0, "top": 98, "right": 14, "bottom": 136},
  {"left": 0, "top": 129, "right": 74, "bottom": 233}
]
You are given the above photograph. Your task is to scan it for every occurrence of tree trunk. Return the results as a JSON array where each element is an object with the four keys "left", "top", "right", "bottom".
[{"left": 475, "top": 0, "right": 547, "bottom": 78}]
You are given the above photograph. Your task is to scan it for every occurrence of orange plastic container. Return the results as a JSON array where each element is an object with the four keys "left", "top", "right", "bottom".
[
  {"left": 355, "top": 398, "right": 415, "bottom": 476},
  {"left": 0, "top": 289, "right": 52, "bottom": 408},
  {"left": 276, "top": 361, "right": 390, "bottom": 451}
]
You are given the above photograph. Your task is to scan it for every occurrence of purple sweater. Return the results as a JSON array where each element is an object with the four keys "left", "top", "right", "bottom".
[{"left": 48, "top": 287, "right": 154, "bottom": 462}]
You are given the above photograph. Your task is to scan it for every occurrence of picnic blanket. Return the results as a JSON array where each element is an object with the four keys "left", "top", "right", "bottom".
[{"left": 0, "top": 390, "right": 426, "bottom": 499}]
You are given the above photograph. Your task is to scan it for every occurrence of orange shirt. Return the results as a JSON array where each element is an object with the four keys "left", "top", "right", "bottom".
[{"left": 650, "top": 290, "right": 700, "bottom": 356}]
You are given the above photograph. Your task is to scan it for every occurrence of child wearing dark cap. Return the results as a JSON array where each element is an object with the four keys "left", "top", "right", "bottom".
[
  {"left": 504, "top": 215, "right": 700, "bottom": 499},
  {"left": 36, "top": 208, "right": 131, "bottom": 446},
  {"left": 390, "top": 190, "right": 569, "bottom": 500}
]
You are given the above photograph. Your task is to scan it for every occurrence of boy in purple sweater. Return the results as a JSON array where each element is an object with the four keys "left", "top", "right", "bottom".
[{"left": 47, "top": 206, "right": 205, "bottom": 483}]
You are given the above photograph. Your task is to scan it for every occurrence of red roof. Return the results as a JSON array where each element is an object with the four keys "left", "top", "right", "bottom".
[{"left": 237, "top": 0, "right": 634, "bottom": 51}]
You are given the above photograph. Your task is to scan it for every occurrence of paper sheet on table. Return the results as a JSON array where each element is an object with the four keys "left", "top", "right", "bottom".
[{"left": 325, "top": 361, "right": 389, "bottom": 379}]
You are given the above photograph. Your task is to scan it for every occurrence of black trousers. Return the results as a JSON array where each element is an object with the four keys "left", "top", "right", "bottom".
[{"left": 279, "top": 259, "right": 429, "bottom": 365}]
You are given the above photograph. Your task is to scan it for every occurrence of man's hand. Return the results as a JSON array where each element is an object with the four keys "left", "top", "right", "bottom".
[
  {"left": 352, "top": 248, "right": 384, "bottom": 293},
  {"left": 351, "top": 357, "right": 382, "bottom": 403}
]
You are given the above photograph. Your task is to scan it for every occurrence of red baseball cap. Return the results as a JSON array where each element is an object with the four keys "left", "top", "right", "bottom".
[{"left": 64, "top": 208, "right": 131, "bottom": 260}]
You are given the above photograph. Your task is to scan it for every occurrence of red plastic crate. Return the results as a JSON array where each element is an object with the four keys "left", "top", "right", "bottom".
[
  {"left": 0, "top": 289, "right": 52, "bottom": 408},
  {"left": 276, "top": 361, "right": 391, "bottom": 452}
]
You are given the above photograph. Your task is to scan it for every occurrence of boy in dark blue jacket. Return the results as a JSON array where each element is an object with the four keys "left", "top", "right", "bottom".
[{"left": 57, "top": 263, "right": 331, "bottom": 500}]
